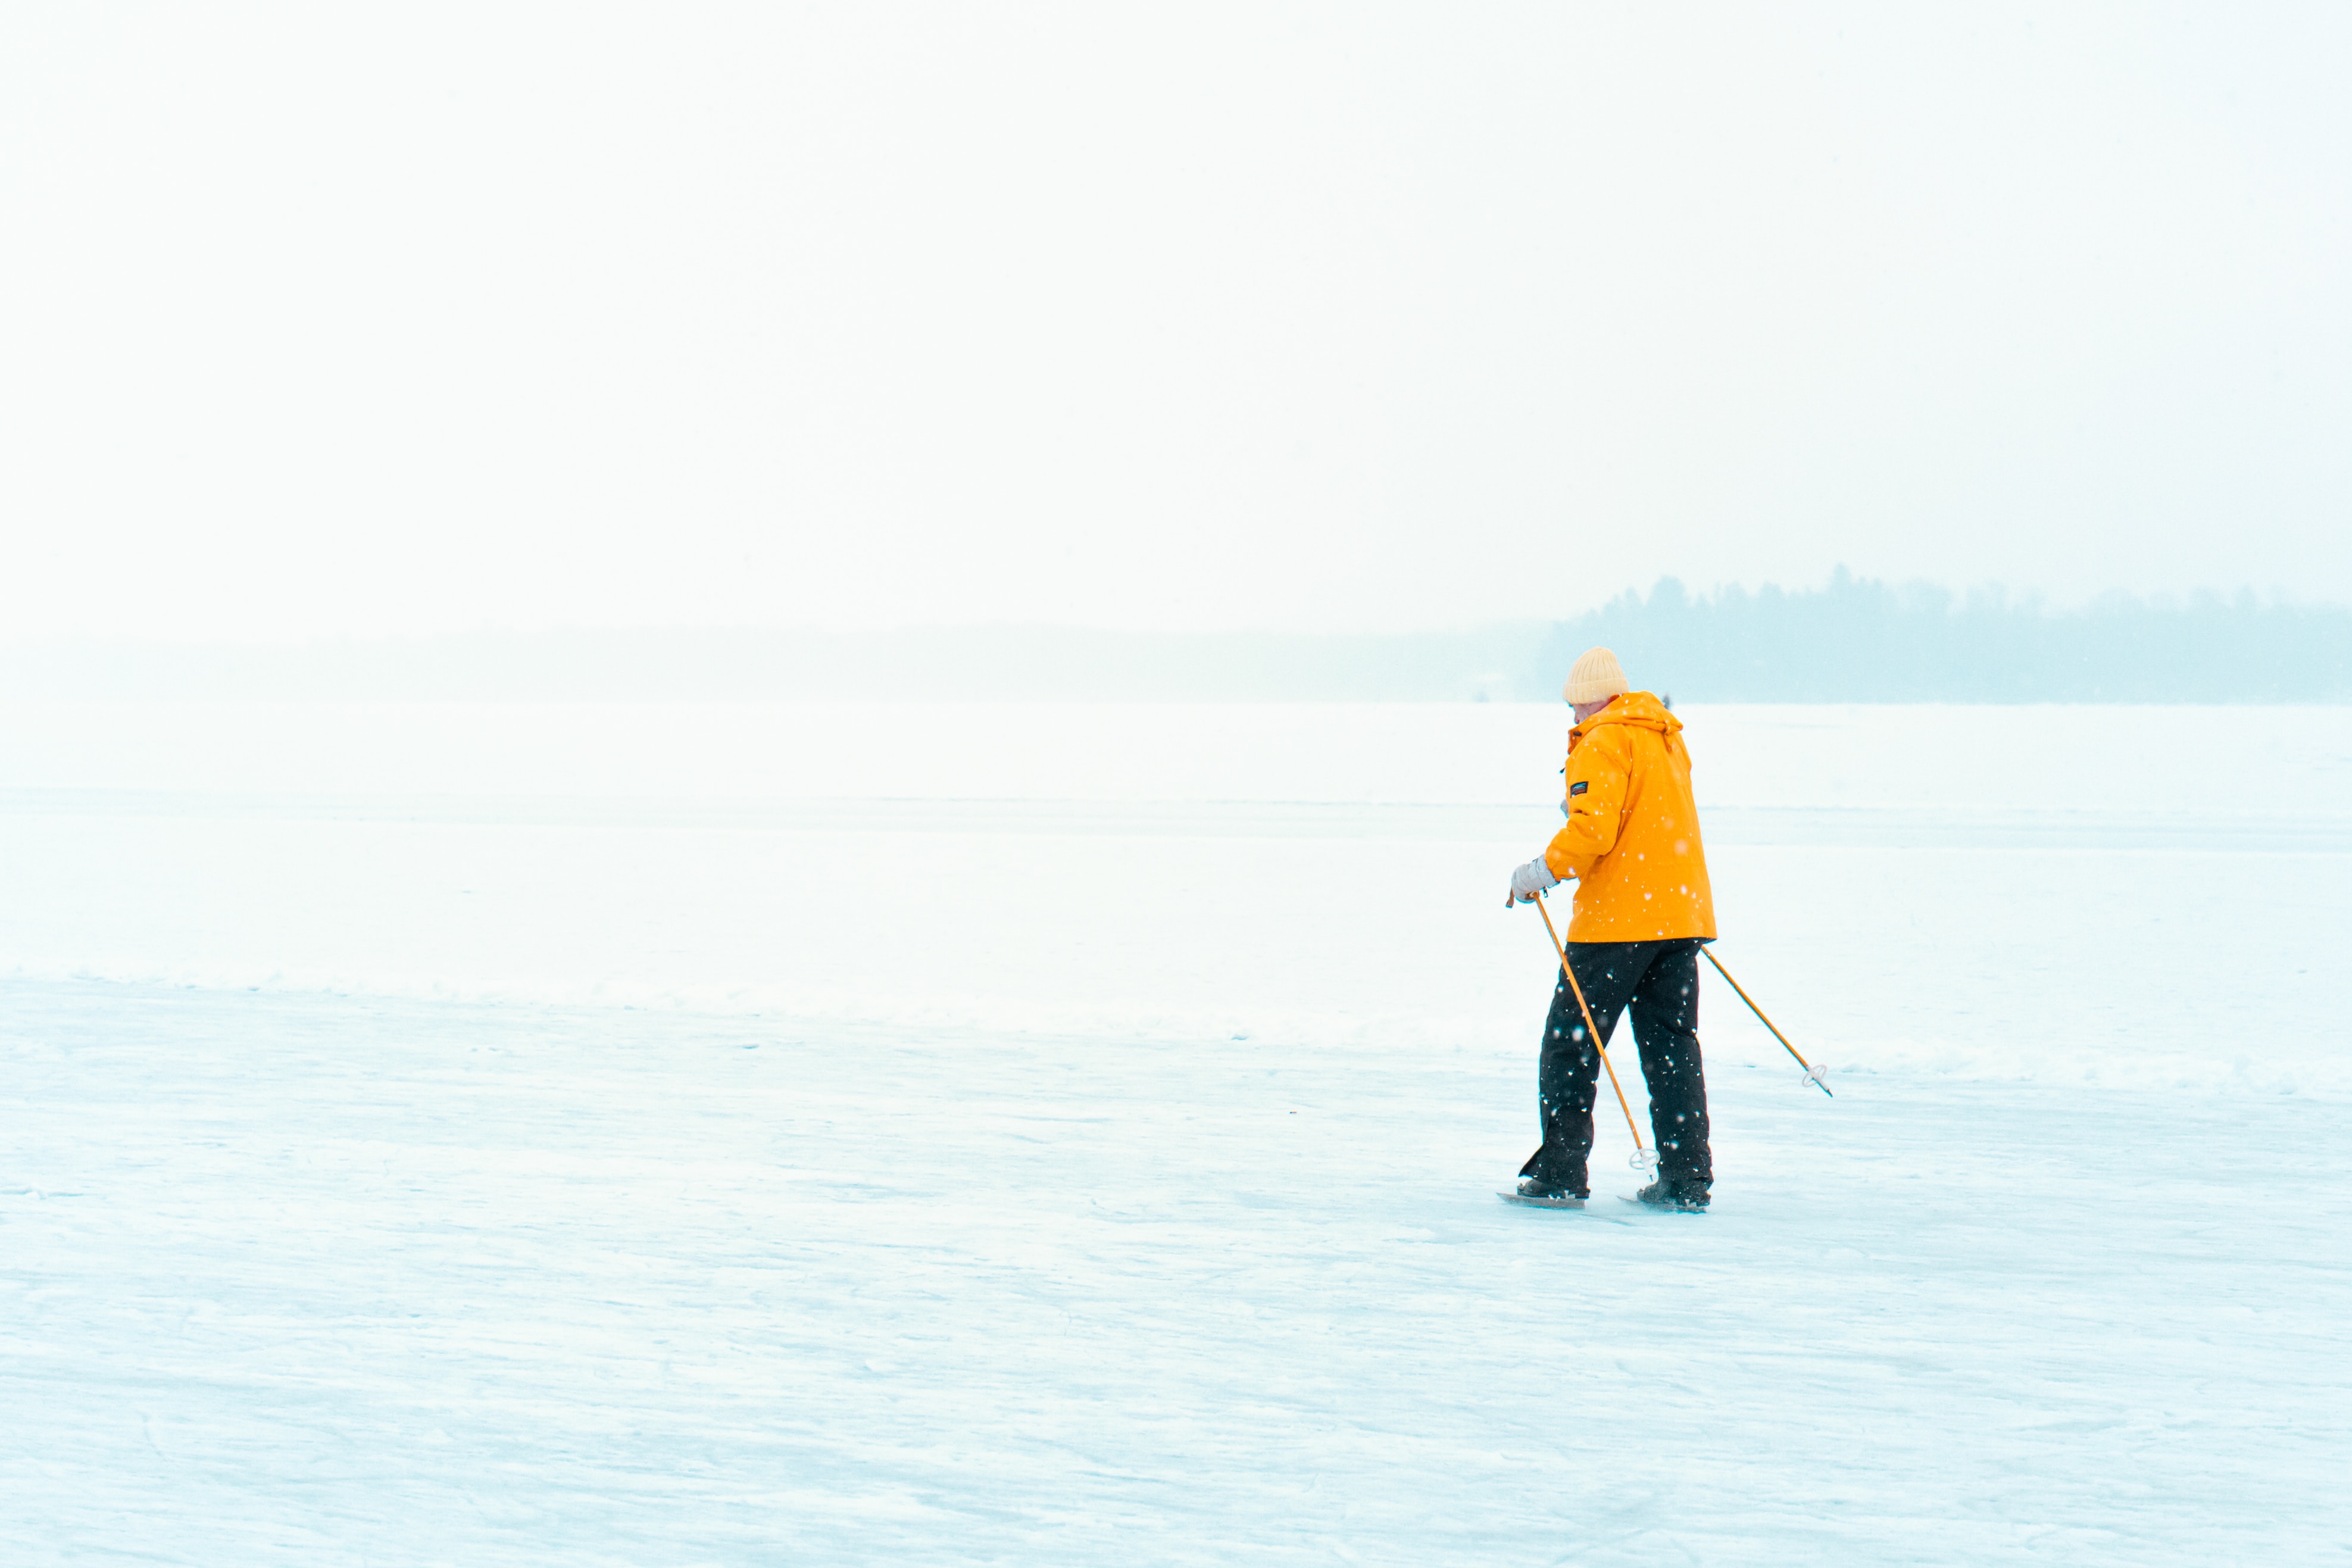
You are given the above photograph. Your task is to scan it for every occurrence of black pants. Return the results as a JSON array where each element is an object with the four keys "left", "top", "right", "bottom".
[{"left": 1520, "top": 938, "right": 1713, "bottom": 1196}]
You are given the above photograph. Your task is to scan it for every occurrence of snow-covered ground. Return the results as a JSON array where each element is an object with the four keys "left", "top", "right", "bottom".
[{"left": 3, "top": 702, "right": 2348, "bottom": 1562}]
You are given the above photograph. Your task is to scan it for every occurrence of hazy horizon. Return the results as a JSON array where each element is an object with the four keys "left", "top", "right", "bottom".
[{"left": 5, "top": 572, "right": 2342, "bottom": 703}]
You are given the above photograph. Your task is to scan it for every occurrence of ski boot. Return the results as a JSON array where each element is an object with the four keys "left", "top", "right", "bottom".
[
  {"left": 1510, "top": 1174, "right": 1589, "bottom": 1208},
  {"left": 1632, "top": 1178, "right": 1710, "bottom": 1212}
]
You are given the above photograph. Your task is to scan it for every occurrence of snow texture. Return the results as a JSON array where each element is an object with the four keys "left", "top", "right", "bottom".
[{"left": 2, "top": 702, "right": 2348, "bottom": 1563}]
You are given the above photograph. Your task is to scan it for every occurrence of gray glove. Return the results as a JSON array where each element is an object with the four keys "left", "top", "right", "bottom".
[{"left": 1507, "top": 857, "right": 1560, "bottom": 905}]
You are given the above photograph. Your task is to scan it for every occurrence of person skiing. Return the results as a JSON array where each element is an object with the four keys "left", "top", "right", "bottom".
[{"left": 1505, "top": 646, "right": 1717, "bottom": 1211}]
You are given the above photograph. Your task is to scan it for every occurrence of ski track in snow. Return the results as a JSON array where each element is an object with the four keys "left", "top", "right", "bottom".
[{"left": 0, "top": 702, "right": 2347, "bottom": 1562}]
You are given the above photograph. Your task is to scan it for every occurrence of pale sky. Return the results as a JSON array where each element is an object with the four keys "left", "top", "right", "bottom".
[{"left": 4, "top": 3, "right": 2348, "bottom": 641}]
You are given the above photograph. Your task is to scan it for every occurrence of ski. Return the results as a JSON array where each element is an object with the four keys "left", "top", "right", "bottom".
[{"left": 1497, "top": 1191, "right": 1586, "bottom": 1209}]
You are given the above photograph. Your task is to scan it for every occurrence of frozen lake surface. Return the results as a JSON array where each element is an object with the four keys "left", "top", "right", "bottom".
[{"left": 2, "top": 702, "right": 2348, "bottom": 1562}]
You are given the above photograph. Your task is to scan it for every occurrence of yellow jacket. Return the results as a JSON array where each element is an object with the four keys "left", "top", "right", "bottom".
[{"left": 1541, "top": 691, "right": 1717, "bottom": 942}]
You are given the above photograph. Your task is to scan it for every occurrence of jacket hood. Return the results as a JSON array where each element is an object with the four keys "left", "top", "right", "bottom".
[{"left": 1573, "top": 689, "right": 1680, "bottom": 740}]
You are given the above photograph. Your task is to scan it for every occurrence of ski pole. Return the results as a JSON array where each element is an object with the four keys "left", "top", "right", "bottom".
[
  {"left": 1700, "top": 947, "right": 1831, "bottom": 1097},
  {"left": 1531, "top": 891, "right": 1652, "bottom": 1167}
]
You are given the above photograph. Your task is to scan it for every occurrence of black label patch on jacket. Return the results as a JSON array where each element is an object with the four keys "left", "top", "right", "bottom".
[{"left": 1569, "top": 780, "right": 1589, "bottom": 797}]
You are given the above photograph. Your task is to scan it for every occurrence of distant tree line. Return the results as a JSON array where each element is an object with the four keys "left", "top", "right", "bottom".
[
  {"left": 7, "top": 576, "right": 2345, "bottom": 702},
  {"left": 1534, "top": 570, "right": 2352, "bottom": 702}
]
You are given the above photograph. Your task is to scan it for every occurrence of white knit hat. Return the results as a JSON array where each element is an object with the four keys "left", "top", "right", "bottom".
[{"left": 1563, "top": 646, "right": 1631, "bottom": 705}]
